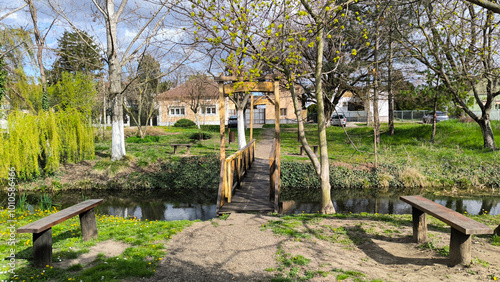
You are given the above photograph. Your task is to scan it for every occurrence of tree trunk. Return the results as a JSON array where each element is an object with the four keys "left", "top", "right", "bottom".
[
  {"left": 109, "top": 52, "right": 125, "bottom": 160},
  {"left": 315, "top": 27, "right": 335, "bottom": 214},
  {"left": 107, "top": 1, "right": 126, "bottom": 161},
  {"left": 478, "top": 118, "right": 496, "bottom": 150},
  {"left": 388, "top": 30, "right": 394, "bottom": 136},
  {"left": 431, "top": 95, "right": 437, "bottom": 143},
  {"left": 27, "top": 0, "right": 47, "bottom": 111},
  {"left": 195, "top": 113, "right": 201, "bottom": 129},
  {"left": 373, "top": 22, "right": 380, "bottom": 144},
  {"left": 237, "top": 107, "right": 247, "bottom": 149}
]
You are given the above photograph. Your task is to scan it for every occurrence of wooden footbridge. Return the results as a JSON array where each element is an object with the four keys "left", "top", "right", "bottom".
[{"left": 215, "top": 75, "right": 281, "bottom": 215}]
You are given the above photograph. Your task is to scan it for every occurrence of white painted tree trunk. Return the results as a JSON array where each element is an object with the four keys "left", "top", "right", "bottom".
[{"left": 237, "top": 108, "right": 246, "bottom": 149}]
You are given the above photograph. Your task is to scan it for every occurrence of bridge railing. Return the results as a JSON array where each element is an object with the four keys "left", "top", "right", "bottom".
[
  {"left": 269, "top": 138, "right": 280, "bottom": 213},
  {"left": 217, "top": 139, "right": 256, "bottom": 208}
]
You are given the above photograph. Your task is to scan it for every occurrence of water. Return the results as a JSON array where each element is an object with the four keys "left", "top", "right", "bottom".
[
  {"left": 2, "top": 190, "right": 499, "bottom": 221},
  {"left": 281, "top": 196, "right": 500, "bottom": 215}
]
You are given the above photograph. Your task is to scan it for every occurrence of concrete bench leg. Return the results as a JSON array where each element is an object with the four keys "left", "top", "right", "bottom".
[
  {"left": 412, "top": 207, "right": 427, "bottom": 243},
  {"left": 300, "top": 146, "right": 304, "bottom": 156},
  {"left": 79, "top": 208, "right": 98, "bottom": 241},
  {"left": 313, "top": 146, "right": 318, "bottom": 155},
  {"left": 186, "top": 146, "right": 191, "bottom": 155},
  {"left": 33, "top": 228, "right": 52, "bottom": 268},
  {"left": 173, "top": 146, "right": 177, "bottom": 154},
  {"left": 449, "top": 227, "right": 471, "bottom": 266}
]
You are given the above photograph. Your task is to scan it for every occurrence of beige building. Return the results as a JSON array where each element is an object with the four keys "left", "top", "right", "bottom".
[{"left": 157, "top": 78, "right": 305, "bottom": 126}]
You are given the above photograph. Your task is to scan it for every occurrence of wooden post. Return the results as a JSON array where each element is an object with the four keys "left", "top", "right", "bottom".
[
  {"left": 412, "top": 207, "right": 427, "bottom": 243},
  {"left": 216, "top": 81, "right": 226, "bottom": 210},
  {"left": 274, "top": 80, "right": 281, "bottom": 177},
  {"left": 250, "top": 93, "right": 254, "bottom": 141},
  {"left": 448, "top": 227, "right": 471, "bottom": 266},
  {"left": 227, "top": 160, "right": 232, "bottom": 202},
  {"left": 79, "top": 208, "right": 98, "bottom": 241},
  {"left": 33, "top": 228, "right": 52, "bottom": 267}
]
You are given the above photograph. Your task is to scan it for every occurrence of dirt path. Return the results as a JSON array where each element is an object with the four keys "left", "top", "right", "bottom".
[
  {"left": 140, "top": 213, "right": 282, "bottom": 281},
  {"left": 132, "top": 128, "right": 499, "bottom": 281}
]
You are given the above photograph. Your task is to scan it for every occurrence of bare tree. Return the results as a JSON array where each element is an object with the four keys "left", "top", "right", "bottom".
[
  {"left": 186, "top": 74, "right": 218, "bottom": 129},
  {"left": 0, "top": 3, "right": 27, "bottom": 22},
  {"left": 50, "top": 0, "right": 173, "bottom": 160},
  {"left": 398, "top": 0, "right": 499, "bottom": 150}
]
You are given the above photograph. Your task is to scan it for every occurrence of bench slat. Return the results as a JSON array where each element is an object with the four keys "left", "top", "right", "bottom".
[
  {"left": 400, "top": 195, "right": 493, "bottom": 235},
  {"left": 17, "top": 199, "right": 103, "bottom": 234}
]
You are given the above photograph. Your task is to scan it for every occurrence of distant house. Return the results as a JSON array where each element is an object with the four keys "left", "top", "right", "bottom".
[
  {"left": 334, "top": 91, "right": 389, "bottom": 122},
  {"left": 157, "top": 77, "right": 305, "bottom": 126},
  {"left": 469, "top": 79, "right": 500, "bottom": 121}
]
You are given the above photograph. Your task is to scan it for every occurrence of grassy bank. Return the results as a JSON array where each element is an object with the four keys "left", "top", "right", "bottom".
[
  {"left": 0, "top": 208, "right": 194, "bottom": 281},
  {"left": 280, "top": 120, "right": 500, "bottom": 195}
]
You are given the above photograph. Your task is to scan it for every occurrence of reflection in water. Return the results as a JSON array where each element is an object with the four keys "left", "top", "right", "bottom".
[
  {"left": 96, "top": 203, "right": 217, "bottom": 221},
  {"left": 2, "top": 189, "right": 499, "bottom": 221},
  {"left": 282, "top": 197, "right": 500, "bottom": 215}
]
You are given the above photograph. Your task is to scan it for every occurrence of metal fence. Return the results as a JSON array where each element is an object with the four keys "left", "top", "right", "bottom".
[{"left": 393, "top": 110, "right": 431, "bottom": 122}]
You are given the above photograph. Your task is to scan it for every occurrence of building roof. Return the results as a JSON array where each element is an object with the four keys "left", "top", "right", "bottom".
[{"left": 157, "top": 77, "right": 219, "bottom": 101}]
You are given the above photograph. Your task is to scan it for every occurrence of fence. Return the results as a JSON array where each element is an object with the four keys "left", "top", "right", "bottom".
[{"left": 393, "top": 110, "right": 431, "bottom": 122}]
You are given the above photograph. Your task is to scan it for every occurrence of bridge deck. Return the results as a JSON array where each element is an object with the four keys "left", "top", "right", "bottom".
[{"left": 218, "top": 159, "right": 274, "bottom": 214}]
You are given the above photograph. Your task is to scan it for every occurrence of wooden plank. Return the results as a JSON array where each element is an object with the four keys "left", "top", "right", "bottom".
[
  {"left": 224, "top": 82, "right": 274, "bottom": 94},
  {"left": 400, "top": 196, "right": 493, "bottom": 235},
  {"left": 18, "top": 199, "right": 103, "bottom": 234}
]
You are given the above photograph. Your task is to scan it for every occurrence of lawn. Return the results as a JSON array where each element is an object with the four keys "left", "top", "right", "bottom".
[{"left": 0, "top": 207, "right": 195, "bottom": 281}]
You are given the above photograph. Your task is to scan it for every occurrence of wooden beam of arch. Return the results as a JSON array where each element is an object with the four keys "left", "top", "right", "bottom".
[{"left": 223, "top": 81, "right": 274, "bottom": 95}]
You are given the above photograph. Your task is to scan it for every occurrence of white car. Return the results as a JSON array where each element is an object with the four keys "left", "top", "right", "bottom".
[{"left": 331, "top": 114, "right": 346, "bottom": 126}]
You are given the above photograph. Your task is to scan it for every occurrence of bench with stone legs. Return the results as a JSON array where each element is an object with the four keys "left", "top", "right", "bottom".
[
  {"left": 17, "top": 199, "right": 103, "bottom": 267},
  {"left": 400, "top": 195, "right": 494, "bottom": 266},
  {"left": 171, "top": 144, "right": 192, "bottom": 155}
]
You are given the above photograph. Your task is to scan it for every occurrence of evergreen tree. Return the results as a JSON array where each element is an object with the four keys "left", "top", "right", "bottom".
[{"left": 49, "top": 30, "right": 103, "bottom": 84}]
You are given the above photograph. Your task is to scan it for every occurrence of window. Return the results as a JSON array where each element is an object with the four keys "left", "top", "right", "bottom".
[
  {"left": 201, "top": 105, "right": 217, "bottom": 115},
  {"left": 228, "top": 109, "right": 236, "bottom": 116},
  {"left": 170, "top": 106, "right": 185, "bottom": 116},
  {"left": 280, "top": 108, "right": 287, "bottom": 116},
  {"left": 495, "top": 103, "right": 500, "bottom": 110}
]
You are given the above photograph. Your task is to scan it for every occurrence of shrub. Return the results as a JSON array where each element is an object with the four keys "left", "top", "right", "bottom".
[
  {"left": 126, "top": 135, "right": 160, "bottom": 143},
  {"left": 189, "top": 132, "right": 212, "bottom": 140},
  {"left": 173, "top": 119, "right": 196, "bottom": 128},
  {"left": 200, "top": 125, "right": 220, "bottom": 132}
]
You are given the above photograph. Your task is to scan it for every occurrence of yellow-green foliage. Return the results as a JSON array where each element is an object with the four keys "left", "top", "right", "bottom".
[{"left": 0, "top": 109, "right": 94, "bottom": 181}]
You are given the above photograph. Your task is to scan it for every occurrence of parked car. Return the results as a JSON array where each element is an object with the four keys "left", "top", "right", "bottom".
[
  {"left": 228, "top": 115, "right": 238, "bottom": 128},
  {"left": 331, "top": 114, "right": 346, "bottom": 126},
  {"left": 422, "top": 111, "right": 449, "bottom": 124}
]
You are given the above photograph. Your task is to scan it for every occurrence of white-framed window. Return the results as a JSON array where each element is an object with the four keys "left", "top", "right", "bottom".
[
  {"left": 495, "top": 103, "right": 500, "bottom": 110},
  {"left": 170, "top": 106, "right": 186, "bottom": 116},
  {"left": 201, "top": 105, "right": 217, "bottom": 115},
  {"left": 228, "top": 109, "right": 236, "bottom": 116}
]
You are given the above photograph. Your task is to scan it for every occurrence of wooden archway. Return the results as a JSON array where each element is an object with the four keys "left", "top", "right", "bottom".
[{"left": 214, "top": 74, "right": 281, "bottom": 211}]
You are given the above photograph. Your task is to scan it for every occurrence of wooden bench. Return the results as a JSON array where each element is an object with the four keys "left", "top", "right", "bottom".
[
  {"left": 171, "top": 144, "right": 192, "bottom": 155},
  {"left": 400, "top": 195, "right": 493, "bottom": 266},
  {"left": 17, "top": 199, "right": 103, "bottom": 267},
  {"left": 299, "top": 145, "right": 318, "bottom": 156}
]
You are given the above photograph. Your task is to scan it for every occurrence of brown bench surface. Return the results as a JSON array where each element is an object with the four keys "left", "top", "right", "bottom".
[
  {"left": 400, "top": 195, "right": 493, "bottom": 235},
  {"left": 17, "top": 199, "right": 103, "bottom": 234}
]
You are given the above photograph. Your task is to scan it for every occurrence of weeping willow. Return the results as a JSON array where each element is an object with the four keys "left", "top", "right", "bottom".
[{"left": 0, "top": 109, "right": 94, "bottom": 181}]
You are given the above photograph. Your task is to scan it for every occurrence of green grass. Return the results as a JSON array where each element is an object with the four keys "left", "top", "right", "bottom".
[
  {"left": 0, "top": 208, "right": 195, "bottom": 281},
  {"left": 279, "top": 120, "right": 500, "bottom": 194}
]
